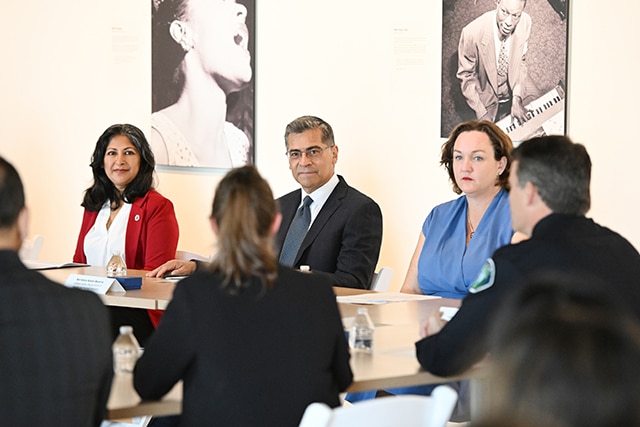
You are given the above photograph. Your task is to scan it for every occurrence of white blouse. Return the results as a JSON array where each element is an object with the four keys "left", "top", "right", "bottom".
[{"left": 84, "top": 201, "right": 131, "bottom": 266}]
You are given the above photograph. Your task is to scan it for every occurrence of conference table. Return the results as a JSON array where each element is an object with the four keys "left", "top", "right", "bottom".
[{"left": 40, "top": 266, "right": 477, "bottom": 420}]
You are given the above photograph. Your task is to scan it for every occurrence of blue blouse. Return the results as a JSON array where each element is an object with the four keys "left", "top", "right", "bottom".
[
  {"left": 346, "top": 190, "right": 513, "bottom": 404},
  {"left": 417, "top": 189, "right": 513, "bottom": 299}
]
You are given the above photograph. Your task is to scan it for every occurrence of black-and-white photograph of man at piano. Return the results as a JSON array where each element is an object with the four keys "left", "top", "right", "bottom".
[{"left": 440, "top": 0, "right": 569, "bottom": 142}]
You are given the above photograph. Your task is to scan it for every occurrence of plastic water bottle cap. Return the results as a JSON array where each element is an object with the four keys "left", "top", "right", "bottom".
[{"left": 119, "top": 325, "right": 133, "bottom": 335}]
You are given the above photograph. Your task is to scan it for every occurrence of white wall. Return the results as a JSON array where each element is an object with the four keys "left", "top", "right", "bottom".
[{"left": 2, "top": 1, "right": 639, "bottom": 292}]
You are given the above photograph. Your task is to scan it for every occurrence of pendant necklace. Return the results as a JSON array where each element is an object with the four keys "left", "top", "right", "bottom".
[{"left": 467, "top": 211, "right": 475, "bottom": 239}]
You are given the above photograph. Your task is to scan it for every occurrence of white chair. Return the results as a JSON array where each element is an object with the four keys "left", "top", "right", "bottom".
[
  {"left": 100, "top": 416, "right": 151, "bottom": 427},
  {"left": 298, "top": 385, "right": 458, "bottom": 427},
  {"left": 175, "top": 250, "right": 210, "bottom": 262},
  {"left": 19, "top": 234, "right": 44, "bottom": 261},
  {"left": 370, "top": 267, "right": 393, "bottom": 292}
]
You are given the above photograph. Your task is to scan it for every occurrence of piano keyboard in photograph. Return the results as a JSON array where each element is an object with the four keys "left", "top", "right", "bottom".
[{"left": 496, "top": 86, "right": 565, "bottom": 142}]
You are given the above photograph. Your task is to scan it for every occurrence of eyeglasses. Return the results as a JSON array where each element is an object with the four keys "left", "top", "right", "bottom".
[{"left": 285, "top": 146, "right": 333, "bottom": 161}]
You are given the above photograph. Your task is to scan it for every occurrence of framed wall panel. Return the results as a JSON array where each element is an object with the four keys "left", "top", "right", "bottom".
[
  {"left": 151, "top": 0, "right": 256, "bottom": 168},
  {"left": 440, "top": 0, "right": 569, "bottom": 142}
]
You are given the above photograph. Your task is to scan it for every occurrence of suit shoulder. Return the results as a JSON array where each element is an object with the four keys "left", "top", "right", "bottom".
[
  {"left": 277, "top": 188, "right": 300, "bottom": 202},
  {"left": 492, "top": 238, "right": 533, "bottom": 261},
  {"left": 277, "top": 267, "right": 335, "bottom": 295},
  {"left": 339, "top": 181, "right": 380, "bottom": 207},
  {"left": 143, "top": 189, "right": 174, "bottom": 206},
  {"left": 30, "top": 274, "right": 108, "bottom": 314},
  {"left": 55, "top": 280, "right": 106, "bottom": 305}
]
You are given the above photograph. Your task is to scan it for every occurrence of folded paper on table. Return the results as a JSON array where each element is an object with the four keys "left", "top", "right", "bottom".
[
  {"left": 336, "top": 292, "right": 441, "bottom": 305},
  {"left": 24, "top": 260, "right": 89, "bottom": 270},
  {"left": 65, "top": 274, "right": 126, "bottom": 294}
]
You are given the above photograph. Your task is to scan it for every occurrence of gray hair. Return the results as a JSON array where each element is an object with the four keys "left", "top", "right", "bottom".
[{"left": 284, "top": 116, "right": 335, "bottom": 148}]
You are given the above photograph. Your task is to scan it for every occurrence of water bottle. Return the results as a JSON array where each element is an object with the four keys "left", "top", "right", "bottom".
[
  {"left": 112, "top": 325, "right": 140, "bottom": 374},
  {"left": 106, "top": 250, "right": 127, "bottom": 277},
  {"left": 349, "top": 307, "right": 375, "bottom": 352}
]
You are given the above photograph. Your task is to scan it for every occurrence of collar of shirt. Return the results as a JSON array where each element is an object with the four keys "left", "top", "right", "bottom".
[
  {"left": 300, "top": 173, "right": 339, "bottom": 225},
  {"left": 85, "top": 201, "right": 131, "bottom": 266}
]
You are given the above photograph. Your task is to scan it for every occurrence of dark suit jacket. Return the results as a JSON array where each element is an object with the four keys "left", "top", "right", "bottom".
[
  {"left": 275, "top": 175, "right": 383, "bottom": 289},
  {"left": 0, "top": 250, "right": 113, "bottom": 427},
  {"left": 134, "top": 266, "right": 353, "bottom": 427},
  {"left": 416, "top": 214, "right": 640, "bottom": 377}
]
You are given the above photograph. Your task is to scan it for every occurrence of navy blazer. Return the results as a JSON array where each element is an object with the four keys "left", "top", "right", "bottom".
[{"left": 275, "top": 175, "right": 383, "bottom": 289}]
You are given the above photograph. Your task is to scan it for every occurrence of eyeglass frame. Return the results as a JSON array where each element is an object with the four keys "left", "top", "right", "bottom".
[{"left": 285, "top": 145, "right": 334, "bottom": 161}]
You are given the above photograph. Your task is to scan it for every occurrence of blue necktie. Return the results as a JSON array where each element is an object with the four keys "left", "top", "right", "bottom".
[{"left": 279, "top": 196, "right": 313, "bottom": 267}]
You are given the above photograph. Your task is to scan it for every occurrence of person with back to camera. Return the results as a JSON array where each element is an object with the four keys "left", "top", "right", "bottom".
[
  {"left": 151, "top": 0, "right": 253, "bottom": 168},
  {"left": 147, "top": 115, "right": 383, "bottom": 291},
  {"left": 480, "top": 271, "right": 640, "bottom": 427},
  {"left": 346, "top": 120, "right": 522, "bottom": 417},
  {"left": 134, "top": 165, "right": 353, "bottom": 427},
  {"left": 0, "top": 156, "right": 113, "bottom": 427},
  {"left": 415, "top": 135, "right": 640, "bottom": 378},
  {"left": 73, "top": 123, "right": 179, "bottom": 345}
]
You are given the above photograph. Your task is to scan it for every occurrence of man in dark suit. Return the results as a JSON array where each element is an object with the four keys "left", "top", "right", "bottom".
[
  {"left": 147, "top": 116, "right": 383, "bottom": 289},
  {"left": 277, "top": 116, "right": 383, "bottom": 289},
  {"left": 0, "top": 156, "right": 113, "bottom": 427}
]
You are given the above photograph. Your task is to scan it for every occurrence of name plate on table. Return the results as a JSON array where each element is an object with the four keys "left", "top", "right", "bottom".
[{"left": 65, "top": 274, "right": 126, "bottom": 294}]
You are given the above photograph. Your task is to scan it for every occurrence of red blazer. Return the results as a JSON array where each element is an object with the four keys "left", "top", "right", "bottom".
[{"left": 73, "top": 189, "right": 179, "bottom": 326}]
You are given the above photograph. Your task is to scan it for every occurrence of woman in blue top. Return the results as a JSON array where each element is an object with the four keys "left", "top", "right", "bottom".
[
  {"left": 347, "top": 121, "right": 521, "bottom": 417},
  {"left": 401, "top": 120, "right": 520, "bottom": 298}
]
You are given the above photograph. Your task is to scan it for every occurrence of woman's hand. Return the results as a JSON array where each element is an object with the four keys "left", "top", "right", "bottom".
[{"left": 420, "top": 311, "right": 447, "bottom": 338}]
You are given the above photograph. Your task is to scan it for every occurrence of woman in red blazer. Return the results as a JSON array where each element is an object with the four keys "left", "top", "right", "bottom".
[{"left": 73, "top": 123, "right": 179, "bottom": 345}]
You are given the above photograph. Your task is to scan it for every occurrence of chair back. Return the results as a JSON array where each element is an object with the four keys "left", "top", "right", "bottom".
[
  {"left": 19, "top": 234, "right": 44, "bottom": 261},
  {"left": 370, "top": 267, "right": 393, "bottom": 292},
  {"left": 298, "top": 385, "right": 457, "bottom": 427}
]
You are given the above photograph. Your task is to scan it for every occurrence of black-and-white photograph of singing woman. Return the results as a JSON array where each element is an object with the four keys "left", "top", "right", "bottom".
[
  {"left": 441, "top": 0, "right": 568, "bottom": 142},
  {"left": 151, "top": 0, "right": 255, "bottom": 168}
]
